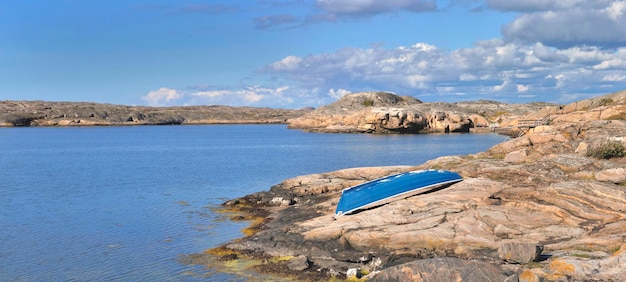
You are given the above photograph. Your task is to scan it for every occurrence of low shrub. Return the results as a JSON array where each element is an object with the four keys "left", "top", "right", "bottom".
[
  {"left": 362, "top": 99, "right": 375, "bottom": 107},
  {"left": 586, "top": 140, "right": 626, "bottom": 159},
  {"left": 596, "top": 98, "right": 614, "bottom": 107}
]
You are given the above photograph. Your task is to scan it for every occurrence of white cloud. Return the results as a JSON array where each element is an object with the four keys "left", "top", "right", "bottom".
[
  {"left": 459, "top": 73, "right": 478, "bottom": 81},
  {"left": 328, "top": 88, "right": 351, "bottom": 99},
  {"left": 191, "top": 86, "right": 288, "bottom": 105},
  {"left": 143, "top": 1, "right": 626, "bottom": 107},
  {"left": 261, "top": 41, "right": 626, "bottom": 103},
  {"left": 593, "top": 57, "right": 626, "bottom": 70},
  {"left": 192, "top": 90, "right": 231, "bottom": 98},
  {"left": 517, "top": 84, "right": 529, "bottom": 92},
  {"left": 500, "top": 1, "right": 626, "bottom": 48},
  {"left": 604, "top": 0, "right": 626, "bottom": 21},
  {"left": 270, "top": 56, "right": 303, "bottom": 71},
  {"left": 602, "top": 74, "right": 626, "bottom": 81},
  {"left": 142, "top": 87, "right": 183, "bottom": 106}
]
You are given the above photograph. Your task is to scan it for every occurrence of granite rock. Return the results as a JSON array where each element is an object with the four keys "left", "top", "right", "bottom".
[
  {"left": 0, "top": 101, "right": 311, "bottom": 127},
  {"left": 195, "top": 90, "right": 626, "bottom": 281}
]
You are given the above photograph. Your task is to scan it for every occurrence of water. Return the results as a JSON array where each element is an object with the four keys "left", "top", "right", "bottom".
[{"left": 0, "top": 125, "right": 507, "bottom": 281}]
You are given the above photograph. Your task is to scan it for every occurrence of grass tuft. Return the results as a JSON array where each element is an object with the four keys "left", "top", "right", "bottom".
[{"left": 586, "top": 140, "right": 626, "bottom": 159}]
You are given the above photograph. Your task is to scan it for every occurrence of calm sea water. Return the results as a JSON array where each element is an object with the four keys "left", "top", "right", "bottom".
[{"left": 0, "top": 125, "right": 507, "bottom": 281}]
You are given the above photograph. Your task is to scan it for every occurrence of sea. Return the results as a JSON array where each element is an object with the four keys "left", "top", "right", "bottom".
[{"left": 0, "top": 124, "right": 507, "bottom": 281}]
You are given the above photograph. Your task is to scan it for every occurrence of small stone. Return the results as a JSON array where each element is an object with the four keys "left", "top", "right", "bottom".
[
  {"left": 346, "top": 268, "right": 360, "bottom": 279},
  {"left": 504, "top": 149, "right": 528, "bottom": 163},
  {"left": 287, "top": 255, "right": 310, "bottom": 271},
  {"left": 518, "top": 269, "right": 543, "bottom": 282},
  {"left": 575, "top": 142, "right": 589, "bottom": 155}
]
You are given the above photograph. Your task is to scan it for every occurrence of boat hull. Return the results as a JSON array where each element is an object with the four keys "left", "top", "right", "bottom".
[{"left": 335, "top": 170, "right": 462, "bottom": 216}]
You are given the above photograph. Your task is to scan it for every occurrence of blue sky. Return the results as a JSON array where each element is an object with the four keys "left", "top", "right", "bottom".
[{"left": 1, "top": 0, "right": 626, "bottom": 108}]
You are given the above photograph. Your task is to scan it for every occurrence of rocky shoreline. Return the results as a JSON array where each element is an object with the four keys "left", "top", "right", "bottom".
[
  {"left": 0, "top": 100, "right": 312, "bottom": 126},
  {"left": 287, "top": 91, "right": 556, "bottom": 136},
  {"left": 186, "top": 90, "right": 626, "bottom": 281}
]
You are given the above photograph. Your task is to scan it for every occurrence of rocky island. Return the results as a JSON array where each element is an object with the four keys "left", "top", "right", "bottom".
[
  {"left": 0, "top": 100, "right": 312, "bottom": 126},
  {"left": 1, "top": 92, "right": 554, "bottom": 136},
  {"left": 287, "top": 91, "right": 556, "bottom": 135},
  {"left": 183, "top": 90, "right": 626, "bottom": 281}
]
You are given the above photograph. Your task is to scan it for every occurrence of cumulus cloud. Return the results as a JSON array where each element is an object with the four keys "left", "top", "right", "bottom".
[
  {"left": 261, "top": 40, "right": 626, "bottom": 103},
  {"left": 141, "top": 85, "right": 300, "bottom": 107},
  {"left": 602, "top": 73, "right": 626, "bottom": 81},
  {"left": 255, "top": 1, "right": 626, "bottom": 49},
  {"left": 328, "top": 88, "right": 351, "bottom": 99},
  {"left": 500, "top": 0, "right": 626, "bottom": 48},
  {"left": 189, "top": 85, "right": 293, "bottom": 106},
  {"left": 147, "top": 0, "right": 626, "bottom": 106},
  {"left": 142, "top": 87, "right": 183, "bottom": 106},
  {"left": 270, "top": 56, "right": 303, "bottom": 71}
]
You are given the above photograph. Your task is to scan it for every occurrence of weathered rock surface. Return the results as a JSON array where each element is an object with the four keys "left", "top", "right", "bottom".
[
  {"left": 287, "top": 91, "right": 551, "bottom": 134},
  {"left": 194, "top": 90, "right": 626, "bottom": 281},
  {"left": 498, "top": 240, "right": 544, "bottom": 263},
  {"left": 368, "top": 257, "right": 508, "bottom": 282},
  {"left": 0, "top": 100, "right": 311, "bottom": 126}
]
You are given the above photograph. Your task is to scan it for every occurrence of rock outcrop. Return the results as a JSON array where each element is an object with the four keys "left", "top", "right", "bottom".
[
  {"left": 0, "top": 100, "right": 311, "bottom": 126},
  {"left": 193, "top": 90, "right": 626, "bottom": 281},
  {"left": 368, "top": 257, "right": 509, "bottom": 282},
  {"left": 287, "top": 92, "right": 430, "bottom": 133},
  {"left": 287, "top": 91, "right": 551, "bottom": 134}
]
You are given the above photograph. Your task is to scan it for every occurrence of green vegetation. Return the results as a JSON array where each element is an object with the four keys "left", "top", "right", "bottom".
[
  {"left": 570, "top": 253, "right": 591, "bottom": 259},
  {"left": 597, "top": 98, "right": 614, "bottom": 107},
  {"left": 610, "top": 245, "right": 623, "bottom": 255},
  {"left": 362, "top": 99, "right": 375, "bottom": 107},
  {"left": 586, "top": 140, "right": 626, "bottom": 159}
]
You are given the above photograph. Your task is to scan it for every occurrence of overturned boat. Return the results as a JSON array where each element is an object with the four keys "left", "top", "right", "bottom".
[{"left": 335, "top": 169, "right": 462, "bottom": 216}]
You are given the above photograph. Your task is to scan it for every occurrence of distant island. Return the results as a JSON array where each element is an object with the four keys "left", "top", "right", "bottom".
[
  {"left": 0, "top": 100, "right": 312, "bottom": 127},
  {"left": 1, "top": 93, "right": 562, "bottom": 138}
]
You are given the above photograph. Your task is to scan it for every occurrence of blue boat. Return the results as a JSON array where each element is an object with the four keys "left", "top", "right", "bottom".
[{"left": 335, "top": 169, "right": 462, "bottom": 216}]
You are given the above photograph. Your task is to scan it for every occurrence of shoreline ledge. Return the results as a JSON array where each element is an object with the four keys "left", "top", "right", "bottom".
[
  {"left": 188, "top": 90, "right": 626, "bottom": 281},
  {"left": 1, "top": 92, "right": 560, "bottom": 137},
  {"left": 0, "top": 101, "right": 312, "bottom": 127}
]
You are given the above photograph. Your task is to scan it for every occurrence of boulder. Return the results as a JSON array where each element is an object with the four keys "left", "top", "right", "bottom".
[
  {"left": 288, "top": 92, "right": 481, "bottom": 133},
  {"left": 498, "top": 240, "right": 544, "bottom": 263},
  {"left": 287, "top": 255, "right": 311, "bottom": 271},
  {"left": 518, "top": 269, "right": 543, "bottom": 282},
  {"left": 595, "top": 168, "right": 626, "bottom": 183},
  {"left": 504, "top": 149, "right": 528, "bottom": 163}
]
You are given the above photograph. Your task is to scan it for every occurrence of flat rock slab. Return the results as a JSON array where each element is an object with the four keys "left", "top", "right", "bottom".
[{"left": 368, "top": 257, "right": 508, "bottom": 282}]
